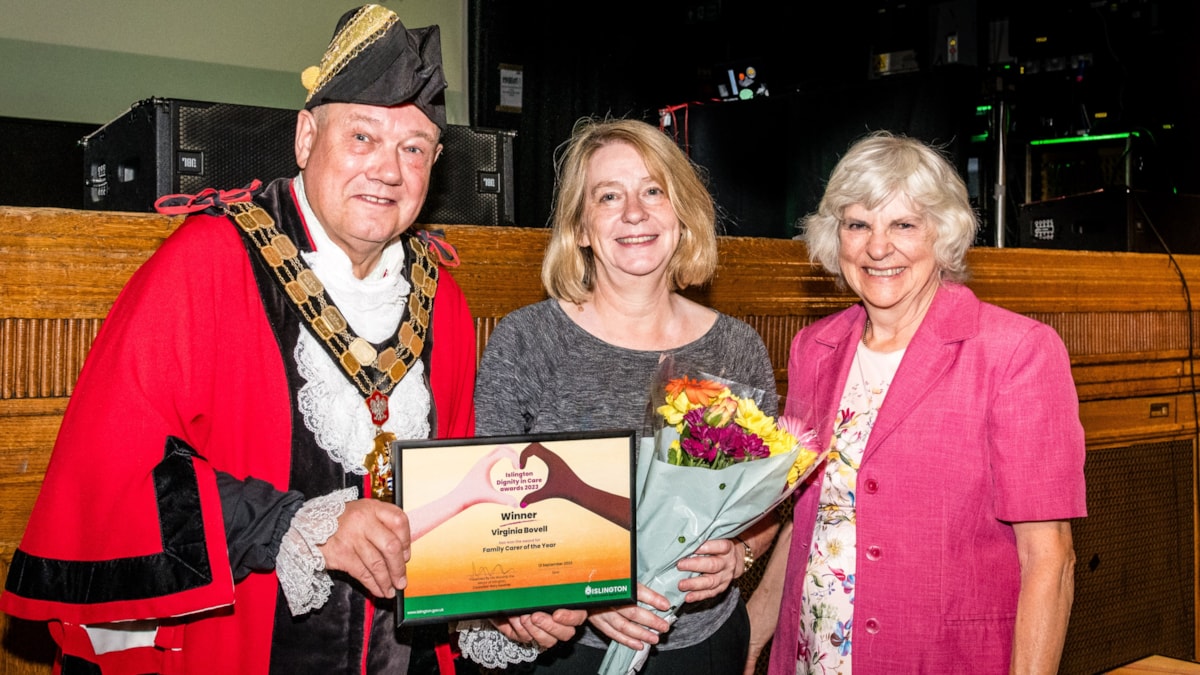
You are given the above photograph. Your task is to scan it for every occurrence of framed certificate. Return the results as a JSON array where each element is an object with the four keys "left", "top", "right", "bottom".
[{"left": 392, "top": 430, "right": 637, "bottom": 625}]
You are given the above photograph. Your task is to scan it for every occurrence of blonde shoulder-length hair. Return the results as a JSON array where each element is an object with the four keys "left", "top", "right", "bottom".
[
  {"left": 541, "top": 117, "right": 719, "bottom": 303},
  {"left": 802, "top": 130, "right": 978, "bottom": 284}
]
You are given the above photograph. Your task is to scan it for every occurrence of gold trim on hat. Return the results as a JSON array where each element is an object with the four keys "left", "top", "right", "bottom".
[{"left": 304, "top": 5, "right": 399, "bottom": 102}]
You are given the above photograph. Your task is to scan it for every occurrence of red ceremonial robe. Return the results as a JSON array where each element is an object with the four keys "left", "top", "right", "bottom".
[{"left": 1, "top": 178, "right": 476, "bottom": 675}]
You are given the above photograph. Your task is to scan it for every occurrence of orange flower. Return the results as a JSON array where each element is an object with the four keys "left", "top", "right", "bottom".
[{"left": 665, "top": 377, "right": 726, "bottom": 406}]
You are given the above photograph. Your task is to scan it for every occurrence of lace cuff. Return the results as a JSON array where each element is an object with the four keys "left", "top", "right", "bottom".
[
  {"left": 276, "top": 487, "right": 358, "bottom": 616},
  {"left": 456, "top": 620, "right": 543, "bottom": 669}
]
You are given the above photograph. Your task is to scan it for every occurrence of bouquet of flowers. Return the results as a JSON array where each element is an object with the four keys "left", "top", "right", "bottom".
[{"left": 598, "top": 357, "right": 826, "bottom": 675}]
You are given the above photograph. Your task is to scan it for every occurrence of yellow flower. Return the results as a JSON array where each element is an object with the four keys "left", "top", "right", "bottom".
[
  {"left": 734, "top": 397, "right": 775, "bottom": 439},
  {"left": 787, "top": 450, "right": 819, "bottom": 486},
  {"left": 657, "top": 390, "right": 694, "bottom": 426},
  {"left": 764, "top": 427, "right": 799, "bottom": 457}
]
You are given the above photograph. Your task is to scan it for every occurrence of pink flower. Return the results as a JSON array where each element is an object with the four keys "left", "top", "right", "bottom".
[{"left": 702, "top": 398, "right": 738, "bottom": 427}]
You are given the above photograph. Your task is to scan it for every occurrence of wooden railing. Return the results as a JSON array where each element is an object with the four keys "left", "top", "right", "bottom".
[{"left": 2, "top": 206, "right": 1198, "bottom": 672}]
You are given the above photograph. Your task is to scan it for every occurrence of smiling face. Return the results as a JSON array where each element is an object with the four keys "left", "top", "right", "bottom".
[
  {"left": 579, "top": 141, "right": 681, "bottom": 291},
  {"left": 295, "top": 102, "right": 442, "bottom": 276},
  {"left": 838, "top": 193, "right": 941, "bottom": 319}
]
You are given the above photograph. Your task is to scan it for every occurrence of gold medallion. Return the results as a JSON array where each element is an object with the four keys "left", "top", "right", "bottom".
[{"left": 364, "top": 429, "right": 397, "bottom": 500}]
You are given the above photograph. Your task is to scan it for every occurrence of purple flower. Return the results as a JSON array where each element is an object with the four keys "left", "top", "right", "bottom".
[
  {"left": 683, "top": 419, "right": 732, "bottom": 460},
  {"left": 680, "top": 435, "right": 719, "bottom": 462},
  {"left": 680, "top": 417, "right": 770, "bottom": 465},
  {"left": 726, "top": 431, "right": 769, "bottom": 460}
]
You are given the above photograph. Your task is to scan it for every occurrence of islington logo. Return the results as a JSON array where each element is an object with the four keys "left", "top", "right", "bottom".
[{"left": 585, "top": 584, "right": 630, "bottom": 597}]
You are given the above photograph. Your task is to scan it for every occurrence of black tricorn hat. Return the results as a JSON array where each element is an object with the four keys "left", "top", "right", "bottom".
[{"left": 301, "top": 4, "right": 447, "bottom": 129}]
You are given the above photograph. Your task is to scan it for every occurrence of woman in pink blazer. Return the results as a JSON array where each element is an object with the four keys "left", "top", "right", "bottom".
[{"left": 746, "top": 132, "right": 1087, "bottom": 674}]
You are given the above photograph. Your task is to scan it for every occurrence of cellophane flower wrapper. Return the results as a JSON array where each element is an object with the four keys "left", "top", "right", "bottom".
[{"left": 598, "top": 359, "right": 826, "bottom": 675}]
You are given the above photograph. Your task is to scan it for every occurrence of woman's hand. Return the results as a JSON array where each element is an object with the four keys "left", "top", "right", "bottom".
[
  {"left": 492, "top": 609, "right": 588, "bottom": 649},
  {"left": 406, "top": 446, "right": 520, "bottom": 541},
  {"left": 454, "top": 445, "right": 522, "bottom": 509},
  {"left": 518, "top": 442, "right": 632, "bottom": 528},
  {"left": 586, "top": 583, "right": 673, "bottom": 650},
  {"left": 519, "top": 442, "right": 586, "bottom": 505},
  {"left": 677, "top": 537, "right": 741, "bottom": 603},
  {"left": 743, "top": 520, "right": 791, "bottom": 674}
]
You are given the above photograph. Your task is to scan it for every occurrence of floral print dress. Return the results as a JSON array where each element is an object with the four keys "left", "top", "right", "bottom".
[{"left": 796, "top": 342, "right": 904, "bottom": 675}]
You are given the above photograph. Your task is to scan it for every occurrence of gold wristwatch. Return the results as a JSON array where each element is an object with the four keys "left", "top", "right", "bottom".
[{"left": 735, "top": 536, "right": 755, "bottom": 571}]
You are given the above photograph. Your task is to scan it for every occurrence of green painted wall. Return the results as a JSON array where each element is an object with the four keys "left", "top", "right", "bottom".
[{"left": 0, "top": 0, "right": 467, "bottom": 125}]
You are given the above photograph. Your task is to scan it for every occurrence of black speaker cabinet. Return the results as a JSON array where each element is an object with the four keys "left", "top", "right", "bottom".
[
  {"left": 1060, "top": 439, "right": 1195, "bottom": 674},
  {"left": 1016, "top": 188, "right": 1200, "bottom": 254},
  {"left": 82, "top": 98, "right": 298, "bottom": 212},
  {"left": 81, "top": 98, "right": 517, "bottom": 227},
  {"left": 419, "top": 125, "right": 516, "bottom": 227}
]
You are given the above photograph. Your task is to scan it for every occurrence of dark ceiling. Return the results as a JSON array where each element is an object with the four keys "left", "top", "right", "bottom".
[{"left": 471, "top": 0, "right": 1200, "bottom": 238}]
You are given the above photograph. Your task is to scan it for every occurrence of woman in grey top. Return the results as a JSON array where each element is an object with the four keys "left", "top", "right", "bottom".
[{"left": 467, "top": 118, "right": 779, "bottom": 674}]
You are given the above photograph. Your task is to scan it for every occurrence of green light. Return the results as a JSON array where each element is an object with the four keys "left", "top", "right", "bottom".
[
  {"left": 1029, "top": 132, "right": 1140, "bottom": 146},
  {"left": 971, "top": 132, "right": 990, "bottom": 143},
  {"left": 976, "top": 105, "right": 993, "bottom": 114}
]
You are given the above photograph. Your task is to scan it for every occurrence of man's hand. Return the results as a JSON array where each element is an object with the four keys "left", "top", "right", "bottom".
[{"left": 317, "top": 499, "right": 411, "bottom": 598}]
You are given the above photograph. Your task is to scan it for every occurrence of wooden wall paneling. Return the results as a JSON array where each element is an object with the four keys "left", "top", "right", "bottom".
[
  {"left": 1079, "top": 394, "right": 1197, "bottom": 448},
  {"left": 1071, "top": 359, "right": 1186, "bottom": 401},
  {"left": 1034, "top": 311, "right": 1193, "bottom": 360},
  {"left": 0, "top": 208, "right": 178, "bottom": 320},
  {"left": 441, "top": 224, "right": 549, "bottom": 317},
  {"left": 966, "top": 248, "right": 1200, "bottom": 313},
  {"left": 0, "top": 397, "right": 67, "bottom": 673},
  {"left": 0, "top": 319, "right": 103, "bottom": 399},
  {"left": 0, "top": 399, "right": 64, "bottom": 543}
]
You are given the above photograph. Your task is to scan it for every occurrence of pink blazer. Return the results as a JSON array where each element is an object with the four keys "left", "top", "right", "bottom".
[{"left": 768, "top": 283, "right": 1087, "bottom": 674}]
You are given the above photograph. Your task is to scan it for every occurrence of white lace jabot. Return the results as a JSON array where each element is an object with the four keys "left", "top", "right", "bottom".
[
  {"left": 276, "top": 177, "right": 433, "bottom": 617},
  {"left": 291, "top": 175, "right": 431, "bottom": 475}
]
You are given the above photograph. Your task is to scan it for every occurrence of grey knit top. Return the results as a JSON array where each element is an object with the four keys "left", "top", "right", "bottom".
[{"left": 475, "top": 298, "right": 777, "bottom": 652}]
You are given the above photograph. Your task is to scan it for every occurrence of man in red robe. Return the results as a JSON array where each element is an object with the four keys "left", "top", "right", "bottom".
[{"left": 0, "top": 6, "right": 576, "bottom": 674}]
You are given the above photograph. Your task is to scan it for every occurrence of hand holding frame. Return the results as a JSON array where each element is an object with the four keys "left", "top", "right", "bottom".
[{"left": 519, "top": 442, "right": 631, "bottom": 529}]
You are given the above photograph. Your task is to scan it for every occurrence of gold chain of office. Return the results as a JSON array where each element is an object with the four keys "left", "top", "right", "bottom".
[{"left": 225, "top": 201, "right": 437, "bottom": 402}]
